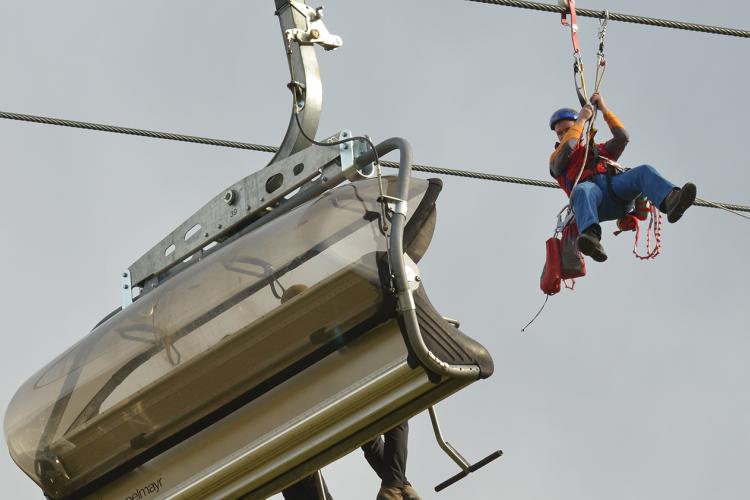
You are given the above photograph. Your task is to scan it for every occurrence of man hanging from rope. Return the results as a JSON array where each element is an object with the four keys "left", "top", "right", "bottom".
[{"left": 548, "top": 93, "right": 697, "bottom": 262}]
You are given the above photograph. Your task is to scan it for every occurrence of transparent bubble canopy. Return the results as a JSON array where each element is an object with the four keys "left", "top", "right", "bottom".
[{"left": 4, "top": 177, "right": 433, "bottom": 499}]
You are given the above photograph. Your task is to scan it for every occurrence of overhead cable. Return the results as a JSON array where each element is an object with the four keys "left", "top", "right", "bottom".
[
  {"left": 380, "top": 160, "right": 558, "bottom": 189},
  {"left": 466, "top": 0, "right": 750, "bottom": 38},
  {"left": 0, "top": 111, "right": 278, "bottom": 153},
  {"left": 379, "top": 161, "right": 750, "bottom": 219},
  {"left": 1, "top": 109, "right": 748, "bottom": 217}
]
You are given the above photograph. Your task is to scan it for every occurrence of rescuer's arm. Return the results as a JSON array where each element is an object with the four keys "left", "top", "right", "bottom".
[
  {"left": 593, "top": 93, "right": 630, "bottom": 160},
  {"left": 549, "top": 104, "right": 592, "bottom": 177}
]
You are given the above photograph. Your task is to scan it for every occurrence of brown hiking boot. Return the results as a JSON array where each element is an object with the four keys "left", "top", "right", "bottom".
[
  {"left": 577, "top": 226, "right": 608, "bottom": 262},
  {"left": 663, "top": 182, "right": 697, "bottom": 223},
  {"left": 376, "top": 486, "right": 403, "bottom": 500},
  {"left": 401, "top": 484, "right": 423, "bottom": 500}
]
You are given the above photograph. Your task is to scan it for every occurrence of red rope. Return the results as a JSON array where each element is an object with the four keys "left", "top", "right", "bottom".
[{"left": 633, "top": 204, "right": 662, "bottom": 260}]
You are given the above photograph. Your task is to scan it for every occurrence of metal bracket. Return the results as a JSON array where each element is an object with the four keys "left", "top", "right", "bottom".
[
  {"left": 403, "top": 253, "right": 421, "bottom": 292},
  {"left": 377, "top": 195, "right": 407, "bottom": 217},
  {"left": 121, "top": 270, "right": 133, "bottom": 309},
  {"left": 287, "top": 80, "right": 307, "bottom": 112},
  {"left": 284, "top": 2, "right": 343, "bottom": 51},
  {"left": 270, "top": 0, "right": 332, "bottom": 165},
  {"left": 353, "top": 138, "right": 375, "bottom": 178},
  {"left": 428, "top": 406, "right": 503, "bottom": 492},
  {"left": 127, "top": 131, "right": 355, "bottom": 289},
  {"left": 338, "top": 130, "right": 354, "bottom": 177}
]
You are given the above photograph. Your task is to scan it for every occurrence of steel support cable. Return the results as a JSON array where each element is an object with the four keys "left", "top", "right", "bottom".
[
  {"left": 0, "top": 110, "right": 278, "bottom": 153},
  {"left": 467, "top": 0, "right": 750, "bottom": 38},
  {"left": 380, "top": 161, "right": 750, "bottom": 219},
  {"left": 1, "top": 109, "right": 748, "bottom": 217},
  {"left": 380, "top": 160, "right": 556, "bottom": 188}
]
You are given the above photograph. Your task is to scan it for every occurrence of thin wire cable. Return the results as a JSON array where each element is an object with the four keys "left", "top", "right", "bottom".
[
  {"left": 1, "top": 109, "right": 748, "bottom": 217},
  {"left": 467, "top": 0, "right": 750, "bottom": 38},
  {"left": 284, "top": 38, "right": 381, "bottom": 167}
]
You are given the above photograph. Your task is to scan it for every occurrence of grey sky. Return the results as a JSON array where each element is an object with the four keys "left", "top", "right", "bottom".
[{"left": 1, "top": 1, "right": 748, "bottom": 498}]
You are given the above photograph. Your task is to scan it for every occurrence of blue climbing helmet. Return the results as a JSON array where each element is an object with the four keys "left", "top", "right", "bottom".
[{"left": 549, "top": 108, "right": 578, "bottom": 130}]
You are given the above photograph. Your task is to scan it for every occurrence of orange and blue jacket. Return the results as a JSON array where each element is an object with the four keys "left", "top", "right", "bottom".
[{"left": 549, "top": 111, "right": 630, "bottom": 197}]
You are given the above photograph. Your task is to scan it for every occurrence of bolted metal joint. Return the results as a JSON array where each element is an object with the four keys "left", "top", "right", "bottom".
[
  {"left": 223, "top": 190, "right": 236, "bottom": 205},
  {"left": 121, "top": 270, "right": 133, "bottom": 308},
  {"left": 284, "top": 1, "right": 343, "bottom": 51}
]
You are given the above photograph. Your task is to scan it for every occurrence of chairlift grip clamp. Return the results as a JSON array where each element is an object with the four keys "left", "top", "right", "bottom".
[{"left": 284, "top": 1, "right": 343, "bottom": 51}]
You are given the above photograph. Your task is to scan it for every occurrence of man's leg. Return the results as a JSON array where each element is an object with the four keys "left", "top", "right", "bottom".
[
  {"left": 609, "top": 164, "right": 675, "bottom": 208},
  {"left": 609, "top": 164, "right": 696, "bottom": 223},
  {"left": 570, "top": 181, "right": 604, "bottom": 233},
  {"left": 362, "top": 424, "right": 407, "bottom": 488},
  {"left": 362, "top": 436, "right": 387, "bottom": 482},
  {"left": 382, "top": 421, "right": 409, "bottom": 488},
  {"left": 363, "top": 421, "right": 421, "bottom": 499},
  {"left": 570, "top": 181, "right": 607, "bottom": 262},
  {"left": 282, "top": 473, "right": 333, "bottom": 500}
]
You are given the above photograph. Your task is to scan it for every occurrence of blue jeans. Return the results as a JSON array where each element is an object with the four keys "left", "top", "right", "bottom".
[{"left": 570, "top": 165, "right": 676, "bottom": 233}]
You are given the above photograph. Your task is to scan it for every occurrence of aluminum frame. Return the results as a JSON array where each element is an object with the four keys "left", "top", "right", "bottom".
[{"left": 127, "top": 131, "right": 352, "bottom": 292}]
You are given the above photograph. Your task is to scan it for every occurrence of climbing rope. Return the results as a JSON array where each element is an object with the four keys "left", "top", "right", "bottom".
[
  {"left": 466, "top": 0, "right": 750, "bottom": 38},
  {"left": 632, "top": 204, "right": 663, "bottom": 260},
  {"left": 560, "top": 1, "right": 606, "bottom": 214},
  {"left": 1, "top": 109, "right": 748, "bottom": 218},
  {"left": 613, "top": 196, "right": 663, "bottom": 260}
]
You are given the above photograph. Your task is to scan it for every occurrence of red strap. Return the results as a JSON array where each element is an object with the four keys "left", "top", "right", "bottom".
[
  {"left": 561, "top": 0, "right": 581, "bottom": 54},
  {"left": 570, "top": 0, "right": 580, "bottom": 54}
]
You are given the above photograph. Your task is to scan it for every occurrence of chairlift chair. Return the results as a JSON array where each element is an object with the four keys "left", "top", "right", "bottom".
[{"left": 4, "top": 2, "right": 501, "bottom": 498}]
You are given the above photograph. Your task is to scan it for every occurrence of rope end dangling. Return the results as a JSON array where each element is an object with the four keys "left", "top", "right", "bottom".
[{"left": 521, "top": 294, "right": 551, "bottom": 333}]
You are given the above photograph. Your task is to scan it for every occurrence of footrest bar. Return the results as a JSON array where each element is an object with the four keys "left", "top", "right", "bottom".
[{"left": 434, "top": 450, "right": 502, "bottom": 492}]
